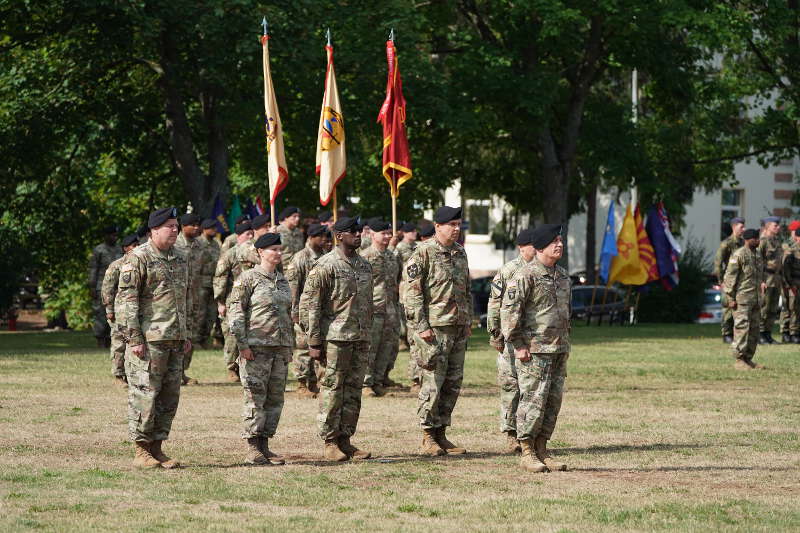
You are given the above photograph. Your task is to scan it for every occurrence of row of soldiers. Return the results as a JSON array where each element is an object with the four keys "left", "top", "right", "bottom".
[{"left": 714, "top": 216, "right": 800, "bottom": 348}]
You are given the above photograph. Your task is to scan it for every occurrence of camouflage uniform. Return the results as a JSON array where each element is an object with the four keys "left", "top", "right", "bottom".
[
  {"left": 487, "top": 255, "right": 531, "bottom": 434},
  {"left": 359, "top": 234, "right": 372, "bottom": 251},
  {"left": 403, "top": 239, "right": 471, "bottom": 430},
  {"left": 714, "top": 235, "right": 743, "bottom": 338},
  {"left": 117, "top": 241, "right": 192, "bottom": 443},
  {"left": 101, "top": 255, "right": 127, "bottom": 378},
  {"left": 285, "top": 243, "right": 325, "bottom": 388},
  {"left": 299, "top": 248, "right": 373, "bottom": 440},
  {"left": 174, "top": 232, "right": 212, "bottom": 367},
  {"left": 197, "top": 233, "right": 222, "bottom": 343},
  {"left": 361, "top": 245, "right": 402, "bottom": 388},
  {"left": 395, "top": 240, "right": 417, "bottom": 379},
  {"left": 780, "top": 241, "right": 800, "bottom": 336},
  {"left": 277, "top": 224, "right": 305, "bottom": 270},
  {"left": 220, "top": 232, "right": 238, "bottom": 255},
  {"left": 228, "top": 266, "right": 293, "bottom": 439},
  {"left": 501, "top": 258, "right": 571, "bottom": 441},
  {"left": 723, "top": 246, "right": 764, "bottom": 362},
  {"left": 214, "top": 242, "right": 260, "bottom": 371},
  {"left": 758, "top": 235, "right": 783, "bottom": 333},
  {"left": 88, "top": 242, "right": 122, "bottom": 341}
]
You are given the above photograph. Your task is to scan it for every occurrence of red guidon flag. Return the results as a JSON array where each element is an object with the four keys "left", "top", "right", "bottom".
[
  {"left": 261, "top": 34, "right": 289, "bottom": 205},
  {"left": 377, "top": 39, "right": 412, "bottom": 198}
]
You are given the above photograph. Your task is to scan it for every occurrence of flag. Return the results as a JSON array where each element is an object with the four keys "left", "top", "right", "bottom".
[
  {"left": 645, "top": 204, "right": 676, "bottom": 279},
  {"left": 261, "top": 34, "right": 289, "bottom": 205},
  {"left": 212, "top": 195, "right": 230, "bottom": 235},
  {"left": 655, "top": 202, "right": 681, "bottom": 288},
  {"left": 255, "top": 196, "right": 265, "bottom": 216},
  {"left": 227, "top": 195, "right": 242, "bottom": 232},
  {"left": 316, "top": 43, "right": 346, "bottom": 206},
  {"left": 608, "top": 204, "right": 648, "bottom": 286},
  {"left": 243, "top": 198, "right": 260, "bottom": 220},
  {"left": 634, "top": 206, "right": 659, "bottom": 282},
  {"left": 599, "top": 204, "right": 618, "bottom": 283},
  {"left": 377, "top": 39, "right": 412, "bottom": 197}
]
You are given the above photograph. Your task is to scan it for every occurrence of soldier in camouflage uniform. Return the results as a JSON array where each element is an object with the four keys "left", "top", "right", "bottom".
[
  {"left": 404, "top": 207, "right": 471, "bottom": 457},
  {"left": 779, "top": 221, "right": 800, "bottom": 342},
  {"left": 228, "top": 233, "right": 292, "bottom": 465},
  {"left": 276, "top": 207, "right": 305, "bottom": 270},
  {"left": 214, "top": 221, "right": 258, "bottom": 381},
  {"left": 780, "top": 228, "right": 800, "bottom": 343},
  {"left": 88, "top": 226, "right": 123, "bottom": 347},
  {"left": 299, "top": 217, "right": 374, "bottom": 462},
  {"left": 395, "top": 222, "right": 418, "bottom": 350},
  {"left": 757, "top": 216, "right": 783, "bottom": 344},
  {"left": 714, "top": 217, "right": 745, "bottom": 344},
  {"left": 197, "top": 219, "right": 222, "bottom": 347},
  {"left": 361, "top": 220, "right": 402, "bottom": 397},
  {"left": 501, "top": 224, "right": 570, "bottom": 473},
  {"left": 101, "top": 234, "right": 139, "bottom": 386},
  {"left": 117, "top": 207, "right": 192, "bottom": 469},
  {"left": 221, "top": 214, "right": 251, "bottom": 255},
  {"left": 406, "top": 224, "right": 435, "bottom": 393},
  {"left": 486, "top": 228, "right": 536, "bottom": 454},
  {"left": 285, "top": 224, "right": 329, "bottom": 398},
  {"left": 359, "top": 220, "right": 373, "bottom": 251},
  {"left": 724, "top": 228, "right": 766, "bottom": 369}
]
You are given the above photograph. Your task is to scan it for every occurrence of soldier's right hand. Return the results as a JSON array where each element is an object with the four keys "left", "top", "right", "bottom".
[
  {"left": 729, "top": 300, "right": 737, "bottom": 310},
  {"left": 217, "top": 303, "right": 226, "bottom": 317},
  {"left": 514, "top": 347, "right": 531, "bottom": 362},
  {"left": 309, "top": 345, "right": 325, "bottom": 360},
  {"left": 106, "top": 313, "right": 115, "bottom": 323},
  {"left": 240, "top": 348, "right": 255, "bottom": 361},
  {"left": 131, "top": 344, "right": 147, "bottom": 359},
  {"left": 419, "top": 329, "right": 435, "bottom": 343}
]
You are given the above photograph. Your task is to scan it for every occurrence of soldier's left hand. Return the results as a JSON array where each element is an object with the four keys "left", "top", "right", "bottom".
[
  {"left": 464, "top": 324, "right": 472, "bottom": 338},
  {"left": 184, "top": 339, "right": 193, "bottom": 354},
  {"left": 106, "top": 313, "right": 115, "bottom": 322},
  {"left": 514, "top": 347, "right": 531, "bottom": 362},
  {"left": 760, "top": 282, "right": 767, "bottom": 294}
]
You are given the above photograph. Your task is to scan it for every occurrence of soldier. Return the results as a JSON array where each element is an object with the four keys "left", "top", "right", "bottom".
[
  {"left": 779, "top": 220, "right": 800, "bottom": 342},
  {"left": 299, "top": 216, "right": 374, "bottom": 462},
  {"left": 174, "top": 213, "right": 207, "bottom": 385},
  {"left": 197, "top": 218, "right": 221, "bottom": 348},
  {"left": 404, "top": 207, "right": 471, "bottom": 457},
  {"left": 88, "top": 225, "right": 123, "bottom": 347},
  {"left": 276, "top": 207, "right": 305, "bottom": 269},
  {"left": 487, "top": 228, "right": 536, "bottom": 454},
  {"left": 724, "top": 228, "right": 766, "bottom": 369},
  {"left": 214, "top": 221, "right": 257, "bottom": 381},
  {"left": 117, "top": 207, "right": 192, "bottom": 469},
  {"left": 136, "top": 224, "right": 149, "bottom": 245},
  {"left": 758, "top": 216, "right": 783, "bottom": 344},
  {"left": 318, "top": 211, "right": 334, "bottom": 231},
  {"left": 359, "top": 219, "right": 373, "bottom": 250},
  {"left": 407, "top": 223, "right": 435, "bottom": 394},
  {"left": 780, "top": 228, "right": 800, "bottom": 343},
  {"left": 361, "top": 220, "right": 402, "bottom": 397},
  {"left": 395, "top": 222, "right": 418, "bottom": 350},
  {"left": 101, "top": 234, "right": 139, "bottom": 386},
  {"left": 285, "top": 223, "right": 329, "bottom": 398},
  {"left": 228, "top": 233, "right": 292, "bottom": 465},
  {"left": 221, "top": 214, "right": 252, "bottom": 255},
  {"left": 714, "top": 217, "right": 745, "bottom": 344},
  {"left": 501, "top": 224, "right": 570, "bottom": 473}
]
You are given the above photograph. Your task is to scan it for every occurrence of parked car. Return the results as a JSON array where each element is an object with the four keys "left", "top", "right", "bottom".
[
  {"left": 471, "top": 276, "right": 493, "bottom": 328},
  {"left": 696, "top": 288, "right": 723, "bottom": 324},
  {"left": 571, "top": 285, "right": 627, "bottom": 322}
]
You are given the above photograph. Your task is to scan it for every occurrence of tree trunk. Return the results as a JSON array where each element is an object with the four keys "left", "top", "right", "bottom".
[{"left": 585, "top": 181, "right": 597, "bottom": 281}]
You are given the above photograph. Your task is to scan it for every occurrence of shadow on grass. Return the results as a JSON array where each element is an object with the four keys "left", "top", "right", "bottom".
[
  {"left": 560, "top": 443, "right": 708, "bottom": 455},
  {"left": 577, "top": 465, "right": 798, "bottom": 473},
  {"left": 188, "top": 451, "right": 511, "bottom": 469}
]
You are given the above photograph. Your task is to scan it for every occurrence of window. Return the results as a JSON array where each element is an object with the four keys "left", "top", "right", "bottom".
[
  {"left": 466, "top": 200, "right": 490, "bottom": 235},
  {"left": 720, "top": 189, "right": 743, "bottom": 239}
]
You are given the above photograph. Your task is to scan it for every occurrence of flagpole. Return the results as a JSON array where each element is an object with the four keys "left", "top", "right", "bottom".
[
  {"left": 262, "top": 16, "right": 277, "bottom": 229},
  {"left": 332, "top": 188, "right": 338, "bottom": 245},
  {"left": 631, "top": 69, "right": 639, "bottom": 209}
]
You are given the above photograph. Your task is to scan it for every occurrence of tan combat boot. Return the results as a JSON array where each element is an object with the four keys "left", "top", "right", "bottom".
[
  {"left": 435, "top": 427, "right": 466, "bottom": 455},
  {"left": 150, "top": 440, "right": 180, "bottom": 469},
  {"left": 324, "top": 438, "right": 349, "bottom": 462},
  {"left": 259, "top": 438, "right": 285, "bottom": 465},
  {"left": 519, "top": 439, "right": 547, "bottom": 472},
  {"left": 181, "top": 373, "right": 199, "bottom": 386},
  {"left": 410, "top": 380, "right": 421, "bottom": 395},
  {"left": 338, "top": 436, "right": 371, "bottom": 460},
  {"left": 296, "top": 380, "right": 317, "bottom": 399},
  {"left": 534, "top": 435, "right": 567, "bottom": 471},
  {"left": 132, "top": 441, "right": 161, "bottom": 469},
  {"left": 227, "top": 368, "right": 240, "bottom": 382},
  {"left": 420, "top": 428, "right": 446, "bottom": 456},
  {"left": 308, "top": 380, "right": 321, "bottom": 394},
  {"left": 748, "top": 359, "right": 766, "bottom": 370},
  {"left": 114, "top": 375, "right": 128, "bottom": 387},
  {"left": 246, "top": 437, "right": 269, "bottom": 465},
  {"left": 734, "top": 359, "right": 753, "bottom": 371},
  {"left": 505, "top": 431, "right": 522, "bottom": 453}
]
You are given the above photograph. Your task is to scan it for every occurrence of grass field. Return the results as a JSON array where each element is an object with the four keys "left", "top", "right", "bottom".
[{"left": 1, "top": 324, "right": 799, "bottom": 532}]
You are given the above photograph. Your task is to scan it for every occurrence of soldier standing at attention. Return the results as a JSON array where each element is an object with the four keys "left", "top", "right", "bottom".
[
  {"left": 780, "top": 228, "right": 800, "bottom": 343},
  {"left": 501, "top": 224, "right": 570, "bottom": 473},
  {"left": 221, "top": 214, "right": 251, "bottom": 255},
  {"left": 407, "top": 223, "right": 435, "bottom": 394},
  {"left": 318, "top": 211, "right": 334, "bottom": 231},
  {"left": 714, "top": 217, "right": 745, "bottom": 344},
  {"left": 89, "top": 226, "right": 123, "bottom": 348},
  {"left": 101, "top": 234, "right": 139, "bottom": 386},
  {"left": 197, "top": 218, "right": 221, "bottom": 348},
  {"left": 724, "top": 228, "right": 767, "bottom": 369},
  {"left": 299, "top": 217, "right": 373, "bottom": 462},
  {"left": 285, "top": 223, "right": 329, "bottom": 398},
  {"left": 174, "top": 213, "right": 206, "bottom": 385},
  {"left": 779, "top": 220, "right": 800, "bottom": 342},
  {"left": 117, "top": 207, "right": 192, "bottom": 469},
  {"left": 228, "top": 233, "right": 292, "bottom": 466},
  {"left": 404, "top": 207, "right": 471, "bottom": 457},
  {"left": 758, "top": 216, "right": 783, "bottom": 344},
  {"left": 361, "top": 219, "right": 402, "bottom": 397},
  {"left": 395, "top": 222, "right": 418, "bottom": 352},
  {"left": 359, "top": 219, "right": 373, "bottom": 251},
  {"left": 276, "top": 207, "right": 305, "bottom": 269},
  {"left": 486, "top": 228, "right": 536, "bottom": 454}
]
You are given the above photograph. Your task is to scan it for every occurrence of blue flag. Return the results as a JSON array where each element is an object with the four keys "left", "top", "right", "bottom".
[
  {"left": 645, "top": 205, "right": 675, "bottom": 279},
  {"left": 212, "top": 195, "right": 230, "bottom": 235},
  {"left": 599, "top": 205, "right": 618, "bottom": 283}
]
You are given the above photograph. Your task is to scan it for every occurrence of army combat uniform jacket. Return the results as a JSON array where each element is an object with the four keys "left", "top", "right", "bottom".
[
  {"left": 285, "top": 244, "right": 324, "bottom": 323},
  {"left": 487, "top": 255, "right": 530, "bottom": 350},
  {"left": 758, "top": 235, "right": 783, "bottom": 289},
  {"left": 102, "top": 256, "right": 125, "bottom": 317},
  {"left": 714, "top": 235, "right": 744, "bottom": 282},
  {"left": 723, "top": 246, "right": 764, "bottom": 306},
  {"left": 360, "top": 245, "right": 401, "bottom": 317},
  {"left": 213, "top": 242, "right": 260, "bottom": 305},
  {"left": 277, "top": 224, "right": 305, "bottom": 270},
  {"left": 89, "top": 242, "right": 123, "bottom": 292},
  {"left": 228, "top": 266, "right": 293, "bottom": 350}
]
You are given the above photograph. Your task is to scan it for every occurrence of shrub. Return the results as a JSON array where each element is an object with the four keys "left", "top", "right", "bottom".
[{"left": 42, "top": 278, "right": 92, "bottom": 331}]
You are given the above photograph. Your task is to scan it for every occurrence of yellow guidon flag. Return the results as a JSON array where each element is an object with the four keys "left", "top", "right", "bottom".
[
  {"left": 261, "top": 33, "right": 289, "bottom": 206},
  {"left": 315, "top": 43, "right": 346, "bottom": 206},
  {"left": 608, "top": 204, "right": 649, "bottom": 286}
]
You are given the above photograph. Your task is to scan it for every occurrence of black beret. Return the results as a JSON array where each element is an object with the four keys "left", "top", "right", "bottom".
[
  {"left": 252, "top": 214, "right": 270, "bottom": 230},
  {"left": 531, "top": 224, "right": 562, "bottom": 249},
  {"left": 761, "top": 216, "right": 780, "bottom": 225},
  {"left": 254, "top": 233, "right": 281, "bottom": 248},
  {"left": 121, "top": 234, "right": 139, "bottom": 248},
  {"left": 419, "top": 224, "right": 435, "bottom": 238},
  {"left": 136, "top": 224, "right": 149, "bottom": 238},
  {"left": 279, "top": 206, "right": 300, "bottom": 221},
  {"left": 515, "top": 228, "right": 535, "bottom": 246},
  {"left": 179, "top": 213, "right": 201, "bottom": 226},
  {"left": 370, "top": 219, "right": 391, "bottom": 232},
  {"left": 103, "top": 225, "right": 119, "bottom": 235},
  {"left": 364, "top": 217, "right": 382, "bottom": 229},
  {"left": 201, "top": 218, "right": 217, "bottom": 229},
  {"left": 743, "top": 228, "right": 759, "bottom": 240},
  {"left": 318, "top": 211, "right": 332, "bottom": 223},
  {"left": 433, "top": 206, "right": 462, "bottom": 224},
  {"left": 235, "top": 221, "right": 252, "bottom": 235},
  {"left": 730, "top": 217, "right": 745, "bottom": 225},
  {"left": 333, "top": 216, "right": 361, "bottom": 233},
  {"left": 148, "top": 207, "right": 178, "bottom": 229},
  {"left": 307, "top": 223, "right": 327, "bottom": 237},
  {"left": 400, "top": 222, "right": 417, "bottom": 233}
]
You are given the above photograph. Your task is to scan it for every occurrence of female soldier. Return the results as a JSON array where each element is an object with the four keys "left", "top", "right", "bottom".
[{"left": 228, "top": 233, "right": 294, "bottom": 465}]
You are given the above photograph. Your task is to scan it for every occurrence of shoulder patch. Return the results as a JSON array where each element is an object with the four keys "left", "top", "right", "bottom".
[
  {"left": 507, "top": 287, "right": 517, "bottom": 301},
  {"left": 406, "top": 262, "right": 421, "bottom": 279}
]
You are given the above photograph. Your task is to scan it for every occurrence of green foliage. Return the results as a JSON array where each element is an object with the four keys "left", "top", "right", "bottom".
[
  {"left": 637, "top": 238, "right": 711, "bottom": 324},
  {"left": 42, "top": 279, "right": 92, "bottom": 331},
  {"left": 0, "top": 229, "right": 33, "bottom": 312}
]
